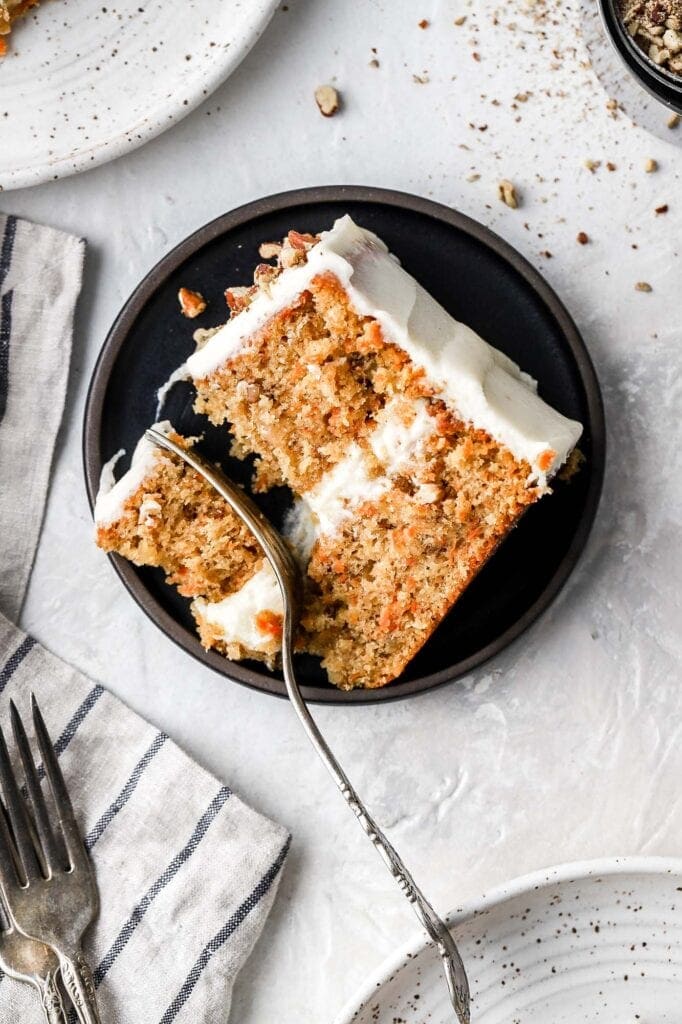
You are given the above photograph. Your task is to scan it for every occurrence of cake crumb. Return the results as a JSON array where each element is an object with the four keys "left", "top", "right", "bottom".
[
  {"left": 178, "top": 287, "right": 206, "bottom": 319},
  {"left": 498, "top": 179, "right": 519, "bottom": 208},
  {"left": 454, "top": 15, "right": 467, "bottom": 25},
  {"left": 315, "top": 85, "right": 340, "bottom": 117},
  {"left": 576, "top": 231, "right": 589, "bottom": 244},
  {"left": 584, "top": 158, "right": 601, "bottom": 172},
  {"left": 635, "top": 281, "right": 653, "bottom": 292},
  {"left": 655, "top": 203, "right": 669, "bottom": 214},
  {"left": 645, "top": 157, "right": 658, "bottom": 172},
  {"left": 557, "top": 447, "right": 585, "bottom": 482},
  {"left": 668, "top": 113, "right": 681, "bottom": 128}
]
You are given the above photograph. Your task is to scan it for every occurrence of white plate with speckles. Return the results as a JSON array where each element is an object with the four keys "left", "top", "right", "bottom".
[
  {"left": 0, "top": 0, "right": 278, "bottom": 190},
  {"left": 334, "top": 858, "right": 682, "bottom": 1024}
]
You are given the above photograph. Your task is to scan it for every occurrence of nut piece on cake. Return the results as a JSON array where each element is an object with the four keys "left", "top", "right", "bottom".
[{"left": 97, "top": 217, "right": 582, "bottom": 690}]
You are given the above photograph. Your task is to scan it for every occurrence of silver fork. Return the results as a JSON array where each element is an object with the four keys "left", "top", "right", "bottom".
[
  {"left": 0, "top": 697, "right": 101, "bottom": 1024},
  {"left": 0, "top": 899, "right": 67, "bottom": 1023},
  {"left": 147, "top": 428, "right": 471, "bottom": 1024}
]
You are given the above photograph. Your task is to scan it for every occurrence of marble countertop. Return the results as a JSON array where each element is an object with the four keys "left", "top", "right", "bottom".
[{"left": 3, "top": 0, "right": 682, "bottom": 1019}]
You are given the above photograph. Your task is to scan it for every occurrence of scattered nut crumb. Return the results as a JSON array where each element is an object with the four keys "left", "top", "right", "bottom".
[
  {"left": 466, "top": 172, "right": 481, "bottom": 182},
  {"left": 418, "top": 18, "right": 429, "bottom": 28},
  {"left": 645, "top": 157, "right": 658, "bottom": 172},
  {"left": 606, "top": 97, "right": 619, "bottom": 110},
  {"left": 413, "top": 72, "right": 430, "bottom": 83},
  {"left": 498, "top": 179, "right": 519, "bottom": 208},
  {"left": 515, "top": 92, "right": 530, "bottom": 102},
  {"left": 668, "top": 112, "right": 681, "bottom": 128},
  {"left": 655, "top": 203, "right": 669, "bottom": 214},
  {"left": 584, "top": 158, "right": 601, "bottom": 172},
  {"left": 606, "top": 161, "right": 617, "bottom": 171},
  {"left": 178, "top": 287, "right": 206, "bottom": 319},
  {"left": 635, "top": 281, "right": 653, "bottom": 292},
  {"left": 541, "top": 249, "right": 553, "bottom": 258},
  {"left": 454, "top": 15, "right": 467, "bottom": 25},
  {"left": 472, "top": 51, "right": 481, "bottom": 61},
  {"left": 577, "top": 231, "right": 589, "bottom": 244},
  {"left": 369, "top": 58, "right": 380, "bottom": 67},
  {"left": 314, "top": 84, "right": 340, "bottom": 117}
]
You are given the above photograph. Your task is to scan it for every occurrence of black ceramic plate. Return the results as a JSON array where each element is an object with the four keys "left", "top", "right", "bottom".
[{"left": 83, "top": 186, "right": 605, "bottom": 705}]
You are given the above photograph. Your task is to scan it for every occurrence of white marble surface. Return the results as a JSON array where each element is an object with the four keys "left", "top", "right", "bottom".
[{"left": 3, "top": 0, "right": 682, "bottom": 1019}]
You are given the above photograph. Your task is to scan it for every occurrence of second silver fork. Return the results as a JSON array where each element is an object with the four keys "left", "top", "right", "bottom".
[{"left": 0, "top": 697, "right": 101, "bottom": 1024}]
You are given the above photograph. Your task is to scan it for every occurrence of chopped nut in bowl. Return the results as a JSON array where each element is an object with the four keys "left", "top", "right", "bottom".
[{"left": 600, "top": 0, "right": 682, "bottom": 111}]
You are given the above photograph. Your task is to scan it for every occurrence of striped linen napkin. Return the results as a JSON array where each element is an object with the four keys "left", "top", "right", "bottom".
[{"left": 0, "top": 213, "right": 290, "bottom": 1023}]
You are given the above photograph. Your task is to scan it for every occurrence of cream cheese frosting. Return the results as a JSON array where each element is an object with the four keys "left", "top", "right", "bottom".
[
  {"left": 193, "top": 563, "right": 283, "bottom": 655},
  {"left": 94, "top": 420, "right": 173, "bottom": 525},
  {"left": 186, "top": 215, "right": 582, "bottom": 487}
]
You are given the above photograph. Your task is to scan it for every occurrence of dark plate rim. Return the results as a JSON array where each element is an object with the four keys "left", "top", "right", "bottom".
[
  {"left": 83, "top": 185, "right": 606, "bottom": 705},
  {"left": 598, "top": 0, "right": 682, "bottom": 113}
]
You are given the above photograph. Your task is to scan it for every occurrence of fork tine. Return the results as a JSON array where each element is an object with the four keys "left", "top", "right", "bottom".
[
  {"left": 31, "top": 696, "right": 83, "bottom": 868},
  {"left": 0, "top": 726, "right": 40, "bottom": 884},
  {"left": 0, "top": 798, "right": 23, "bottom": 897},
  {"left": 10, "top": 700, "right": 62, "bottom": 877}
]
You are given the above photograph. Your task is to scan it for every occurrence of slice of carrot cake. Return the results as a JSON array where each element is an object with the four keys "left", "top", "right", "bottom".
[
  {"left": 96, "top": 216, "right": 582, "bottom": 690},
  {"left": 94, "top": 421, "right": 283, "bottom": 666}
]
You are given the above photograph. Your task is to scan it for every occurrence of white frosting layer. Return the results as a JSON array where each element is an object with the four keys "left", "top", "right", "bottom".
[
  {"left": 186, "top": 215, "right": 582, "bottom": 485},
  {"left": 301, "top": 396, "right": 435, "bottom": 538},
  {"left": 202, "top": 397, "right": 436, "bottom": 644},
  {"left": 94, "top": 421, "right": 173, "bottom": 525},
  {"left": 193, "top": 563, "right": 283, "bottom": 655}
]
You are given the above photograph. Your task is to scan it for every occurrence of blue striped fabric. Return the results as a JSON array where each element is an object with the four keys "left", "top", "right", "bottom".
[{"left": 0, "top": 213, "right": 290, "bottom": 1023}]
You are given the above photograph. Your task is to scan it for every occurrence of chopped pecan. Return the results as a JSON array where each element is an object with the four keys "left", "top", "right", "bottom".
[{"left": 177, "top": 287, "right": 206, "bottom": 319}]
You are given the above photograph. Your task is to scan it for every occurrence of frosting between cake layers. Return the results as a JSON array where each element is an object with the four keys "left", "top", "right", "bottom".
[
  {"left": 194, "top": 396, "right": 438, "bottom": 648},
  {"left": 193, "top": 562, "right": 283, "bottom": 655},
  {"left": 186, "top": 215, "right": 582, "bottom": 487},
  {"left": 285, "top": 396, "right": 436, "bottom": 561},
  {"left": 94, "top": 420, "right": 173, "bottom": 526}
]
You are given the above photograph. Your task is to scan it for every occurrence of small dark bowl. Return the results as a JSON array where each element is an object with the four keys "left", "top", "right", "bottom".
[{"left": 599, "top": 0, "right": 682, "bottom": 113}]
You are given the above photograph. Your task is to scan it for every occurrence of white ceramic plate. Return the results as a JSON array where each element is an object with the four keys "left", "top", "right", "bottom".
[
  {"left": 334, "top": 857, "right": 682, "bottom": 1024},
  {"left": 0, "top": 0, "right": 278, "bottom": 190}
]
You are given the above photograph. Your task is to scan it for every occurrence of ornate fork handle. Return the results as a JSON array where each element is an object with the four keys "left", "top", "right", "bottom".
[
  {"left": 340, "top": 780, "right": 470, "bottom": 1022},
  {"left": 281, "top": 632, "right": 471, "bottom": 1024},
  {"left": 59, "top": 951, "right": 101, "bottom": 1024},
  {"left": 36, "top": 969, "right": 68, "bottom": 1024}
]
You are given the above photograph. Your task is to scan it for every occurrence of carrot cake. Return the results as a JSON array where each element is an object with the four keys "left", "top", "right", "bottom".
[
  {"left": 95, "top": 216, "right": 583, "bottom": 690},
  {"left": 0, "top": 0, "right": 40, "bottom": 54}
]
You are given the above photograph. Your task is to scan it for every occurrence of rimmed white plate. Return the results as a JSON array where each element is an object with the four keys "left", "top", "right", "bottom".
[
  {"left": 334, "top": 857, "right": 682, "bottom": 1023},
  {"left": 0, "top": 0, "right": 278, "bottom": 190}
]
